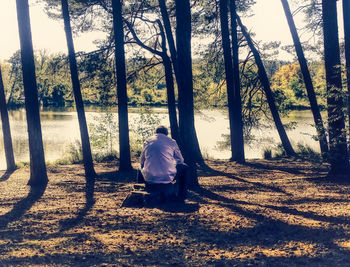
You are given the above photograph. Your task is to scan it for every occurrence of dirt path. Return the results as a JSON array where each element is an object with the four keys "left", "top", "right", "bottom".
[{"left": 0, "top": 158, "right": 349, "bottom": 266}]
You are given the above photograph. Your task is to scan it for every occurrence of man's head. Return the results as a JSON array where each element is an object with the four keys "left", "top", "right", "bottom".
[{"left": 155, "top": 125, "right": 168, "bottom": 136}]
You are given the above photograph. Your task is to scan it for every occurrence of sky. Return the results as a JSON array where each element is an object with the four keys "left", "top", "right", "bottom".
[{"left": 0, "top": 0, "right": 344, "bottom": 61}]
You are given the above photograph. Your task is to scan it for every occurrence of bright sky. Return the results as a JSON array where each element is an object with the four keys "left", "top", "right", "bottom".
[{"left": 0, "top": 0, "right": 344, "bottom": 61}]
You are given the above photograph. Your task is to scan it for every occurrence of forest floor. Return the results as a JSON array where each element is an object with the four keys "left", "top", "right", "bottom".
[{"left": 0, "top": 158, "right": 349, "bottom": 266}]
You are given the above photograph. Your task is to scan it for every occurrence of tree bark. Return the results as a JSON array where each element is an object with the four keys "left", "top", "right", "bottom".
[
  {"left": 322, "top": 0, "right": 350, "bottom": 177},
  {"left": 159, "top": 0, "right": 178, "bottom": 79},
  {"left": 16, "top": 0, "right": 48, "bottom": 186},
  {"left": 157, "top": 21, "right": 181, "bottom": 143},
  {"left": 219, "top": 0, "right": 243, "bottom": 162},
  {"left": 237, "top": 15, "right": 296, "bottom": 157},
  {"left": 61, "top": 0, "right": 96, "bottom": 181},
  {"left": 112, "top": 0, "right": 132, "bottom": 171},
  {"left": 281, "top": 0, "right": 329, "bottom": 159},
  {"left": 229, "top": 0, "right": 245, "bottom": 162},
  {"left": 0, "top": 66, "right": 16, "bottom": 171},
  {"left": 175, "top": 0, "right": 201, "bottom": 186},
  {"left": 343, "top": 0, "right": 350, "bottom": 142}
]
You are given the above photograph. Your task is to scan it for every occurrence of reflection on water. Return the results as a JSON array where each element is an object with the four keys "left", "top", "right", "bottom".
[{"left": 0, "top": 107, "right": 323, "bottom": 170}]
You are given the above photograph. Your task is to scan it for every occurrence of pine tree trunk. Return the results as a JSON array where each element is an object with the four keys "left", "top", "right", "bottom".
[
  {"left": 237, "top": 15, "right": 296, "bottom": 157},
  {"left": 0, "top": 66, "right": 16, "bottom": 171},
  {"left": 163, "top": 54, "right": 180, "bottom": 142},
  {"left": 343, "top": 0, "right": 350, "bottom": 142},
  {"left": 175, "top": 0, "right": 200, "bottom": 186},
  {"left": 159, "top": 0, "right": 178, "bottom": 79},
  {"left": 281, "top": 0, "right": 329, "bottom": 159},
  {"left": 229, "top": 0, "right": 245, "bottom": 162},
  {"left": 219, "top": 0, "right": 243, "bottom": 162},
  {"left": 158, "top": 21, "right": 180, "bottom": 143},
  {"left": 112, "top": 0, "right": 132, "bottom": 171},
  {"left": 322, "top": 0, "right": 350, "bottom": 177},
  {"left": 15, "top": 0, "right": 48, "bottom": 186},
  {"left": 61, "top": 0, "right": 96, "bottom": 180}
]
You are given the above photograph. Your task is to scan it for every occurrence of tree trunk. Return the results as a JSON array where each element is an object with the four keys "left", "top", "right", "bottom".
[
  {"left": 322, "top": 0, "right": 350, "bottom": 177},
  {"left": 0, "top": 66, "right": 16, "bottom": 171},
  {"left": 237, "top": 15, "right": 296, "bottom": 157},
  {"left": 175, "top": 0, "right": 201, "bottom": 186},
  {"left": 112, "top": 0, "right": 132, "bottom": 171},
  {"left": 61, "top": 0, "right": 96, "bottom": 181},
  {"left": 343, "top": 0, "right": 350, "bottom": 142},
  {"left": 281, "top": 0, "right": 329, "bottom": 159},
  {"left": 219, "top": 0, "right": 242, "bottom": 162},
  {"left": 159, "top": 0, "right": 178, "bottom": 79},
  {"left": 15, "top": 0, "right": 48, "bottom": 186},
  {"left": 229, "top": 0, "right": 245, "bottom": 162},
  {"left": 157, "top": 21, "right": 181, "bottom": 143}
]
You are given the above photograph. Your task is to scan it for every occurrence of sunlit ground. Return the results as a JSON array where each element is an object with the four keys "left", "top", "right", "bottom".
[{"left": 0, "top": 158, "right": 349, "bottom": 266}]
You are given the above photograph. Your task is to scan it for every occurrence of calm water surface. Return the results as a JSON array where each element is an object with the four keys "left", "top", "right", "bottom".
[{"left": 0, "top": 107, "right": 322, "bottom": 170}]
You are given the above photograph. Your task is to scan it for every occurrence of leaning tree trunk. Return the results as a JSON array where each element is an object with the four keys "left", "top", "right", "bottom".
[
  {"left": 229, "top": 0, "right": 245, "bottom": 162},
  {"left": 281, "top": 0, "right": 329, "bottom": 158},
  {"left": 322, "top": 0, "right": 350, "bottom": 177},
  {"left": 112, "top": 0, "right": 132, "bottom": 171},
  {"left": 159, "top": 0, "right": 178, "bottom": 79},
  {"left": 0, "top": 66, "right": 16, "bottom": 171},
  {"left": 343, "top": 0, "right": 350, "bottom": 141},
  {"left": 16, "top": 0, "right": 48, "bottom": 186},
  {"left": 61, "top": 0, "right": 96, "bottom": 181},
  {"left": 175, "top": 0, "right": 202, "bottom": 186},
  {"left": 157, "top": 21, "right": 181, "bottom": 143},
  {"left": 237, "top": 15, "right": 296, "bottom": 157}
]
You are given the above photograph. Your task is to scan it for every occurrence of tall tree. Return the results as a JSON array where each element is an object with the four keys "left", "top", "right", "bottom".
[
  {"left": 125, "top": 18, "right": 180, "bottom": 143},
  {"left": 16, "top": 0, "right": 48, "bottom": 186},
  {"left": 159, "top": 0, "right": 178, "bottom": 79},
  {"left": 219, "top": 0, "right": 244, "bottom": 162},
  {"left": 322, "top": 0, "right": 350, "bottom": 177},
  {"left": 175, "top": 0, "right": 201, "bottom": 186},
  {"left": 61, "top": 0, "right": 96, "bottom": 180},
  {"left": 112, "top": 0, "right": 132, "bottom": 171},
  {"left": 160, "top": 0, "right": 204, "bottom": 166},
  {"left": 229, "top": 0, "right": 245, "bottom": 162},
  {"left": 281, "top": 0, "right": 328, "bottom": 158},
  {"left": 237, "top": 15, "right": 296, "bottom": 157},
  {"left": 343, "top": 0, "right": 350, "bottom": 138},
  {"left": 0, "top": 66, "right": 16, "bottom": 171}
]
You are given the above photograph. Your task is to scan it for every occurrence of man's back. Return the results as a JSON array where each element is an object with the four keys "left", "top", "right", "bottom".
[{"left": 140, "top": 134, "right": 183, "bottom": 184}]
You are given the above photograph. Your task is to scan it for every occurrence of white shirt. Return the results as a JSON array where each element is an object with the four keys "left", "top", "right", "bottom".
[{"left": 140, "top": 134, "right": 184, "bottom": 184}]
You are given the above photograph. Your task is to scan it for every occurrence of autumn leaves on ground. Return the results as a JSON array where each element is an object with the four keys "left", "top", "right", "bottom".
[{"left": 0, "top": 158, "right": 349, "bottom": 266}]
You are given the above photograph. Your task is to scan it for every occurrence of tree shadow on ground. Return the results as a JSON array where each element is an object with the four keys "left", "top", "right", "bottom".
[
  {"left": 243, "top": 159, "right": 327, "bottom": 176},
  {"left": 199, "top": 166, "right": 292, "bottom": 196},
  {"left": 193, "top": 186, "right": 350, "bottom": 226},
  {"left": 0, "top": 183, "right": 47, "bottom": 228},
  {"left": 188, "top": 186, "right": 349, "bottom": 262},
  {"left": 97, "top": 169, "right": 137, "bottom": 183},
  {"left": 59, "top": 180, "right": 95, "bottom": 231},
  {"left": 0, "top": 169, "right": 15, "bottom": 182}
]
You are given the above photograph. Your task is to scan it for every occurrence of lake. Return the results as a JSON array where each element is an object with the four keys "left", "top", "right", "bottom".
[{"left": 0, "top": 107, "right": 323, "bottom": 170}]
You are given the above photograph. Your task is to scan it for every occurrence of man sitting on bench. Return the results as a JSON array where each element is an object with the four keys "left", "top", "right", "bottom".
[{"left": 137, "top": 125, "right": 188, "bottom": 201}]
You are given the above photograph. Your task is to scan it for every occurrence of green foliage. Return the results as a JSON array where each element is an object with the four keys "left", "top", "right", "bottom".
[
  {"left": 296, "top": 143, "right": 321, "bottom": 162},
  {"left": 274, "top": 143, "right": 287, "bottom": 158},
  {"left": 55, "top": 141, "right": 84, "bottom": 165},
  {"left": 89, "top": 110, "right": 118, "bottom": 158},
  {"left": 130, "top": 107, "right": 161, "bottom": 157},
  {"left": 263, "top": 148, "right": 272, "bottom": 159}
]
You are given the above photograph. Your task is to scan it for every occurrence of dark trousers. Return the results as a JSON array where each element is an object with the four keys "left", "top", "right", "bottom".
[{"left": 137, "top": 163, "right": 189, "bottom": 200}]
